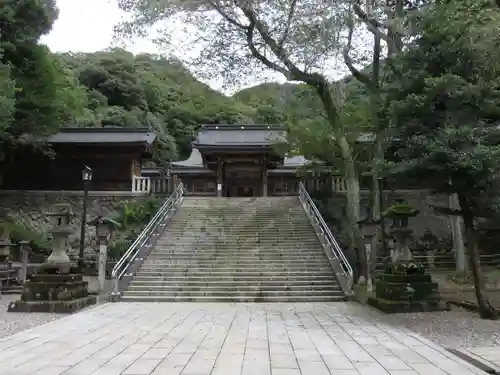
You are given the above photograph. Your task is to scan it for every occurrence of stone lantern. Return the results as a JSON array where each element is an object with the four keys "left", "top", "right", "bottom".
[
  {"left": 383, "top": 202, "right": 419, "bottom": 264},
  {"left": 0, "top": 224, "right": 13, "bottom": 263},
  {"left": 88, "top": 216, "right": 120, "bottom": 292},
  {"left": 44, "top": 203, "right": 74, "bottom": 273},
  {"left": 420, "top": 229, "right": 438, "bottom": 269},
  {"left": 367, "top": 204, "right": 441, "bottom": 314},
  {"left": 8, "top": 203, "right": 96, "bottom": 314}
]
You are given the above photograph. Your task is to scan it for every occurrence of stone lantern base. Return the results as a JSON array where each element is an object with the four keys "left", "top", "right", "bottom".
[
  {"left": 367, "top": 272, "right": 445, "bottom": 314},
  {"left": 7, "top": 264, "right": 96, "bottom": 314}
]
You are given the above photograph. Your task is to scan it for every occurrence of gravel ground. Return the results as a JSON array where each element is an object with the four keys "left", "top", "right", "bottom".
[
  {"left": 0, "top": 295, "right": 65, "bottom": 339},
  {"left": 1, "top": 294, "right": 499, "bottom": 350},
  {"left": 382, "top": 309, "right": 500, "bottom": 348}
]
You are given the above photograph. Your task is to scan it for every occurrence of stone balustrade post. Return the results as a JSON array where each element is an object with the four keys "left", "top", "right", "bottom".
[
  {"left": 88, "top": 216, "right": 120, "bottom": 293},
  {"left": 18, "top": 240, "right": 31, "bottom": 283}
]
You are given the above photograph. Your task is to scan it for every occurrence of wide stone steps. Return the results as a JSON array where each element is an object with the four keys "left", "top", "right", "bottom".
[
  {"left": 155, "top": 242, "right": 321, "bottom": 248},
  {"left": 136, "top": 271, "right": 334, "bottom": 279},
  {"left": 142, "top": 256, "right": 329, "bottom": 263},
  {"left": 120, "top": 295, "right": 344, "bottom": 302},
  {"left": 139, "top": 258, "right": 330, "bottom": 265},
  {"left": 124, "top": 290, "right": 341, "bottom": 299},
  {"left": 132, "top": 270, "right": 336, "bottom": 278},
  {"left": 160, "top": 229, "right": 315, "bottom": 236},
  {"left": 129, "top": 279, "right": 336, "bottom": 286},
  {"left": 120, "top": 196, "right": 345, "bottom": 302},
  {"left": 127, "top": 284, "right": 341, "bottom": 292},
  {"left": 151, "top": 249, "right": 322, "bottom": 254},
  {"left": 140, "top": 262, "right": 331, "bottom": 268},
  {"left": 123, "top": 289, "right": 341, "bottom": 298},
  {"left": 132, "top": 274, "right": 336, "bottom": 282}
]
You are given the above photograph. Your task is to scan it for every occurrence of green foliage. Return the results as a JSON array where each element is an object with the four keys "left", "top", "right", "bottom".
[
  {"left": 0, "top": 221, "right": 51, "bottom": 255},
  {"left": 107, "top": 198, "right": 162, "bottom": 261},
  {"left": 386, "top": 262, "right": 426, "bottom": 276},
  {"left": 447, "top": 271, "right": 473, "bottom": 285},
  {"left": 113, "top": 198, "right": 161, "bottom": 229},
  {"left": 388, "top": 0, "right": 500, "bottom": 217},
  {"left": 383, "top": 204, "right": 419, "bottom": 218},
  {"left": 56, "top": 50, "right": 265, "bottom": 161},
  {"left": 107, "top": 235, "right": 134, "bottom": 261},
  {"left": 0, "top": 0, "right": 86, "bottom": 180}
]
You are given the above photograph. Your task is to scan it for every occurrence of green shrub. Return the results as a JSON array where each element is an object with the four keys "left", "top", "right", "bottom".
[
  {"left": 385, "top": 262, "right": 426, "bottom": 275},
  {"left": 113, "top": 198, "right": 161, "bottom": 229},
  {"left": 0, "top": 220, "right": 51, "bottom": 255},
  {"left": 447, "top": 271, "right": 473, "bottom": 285}
]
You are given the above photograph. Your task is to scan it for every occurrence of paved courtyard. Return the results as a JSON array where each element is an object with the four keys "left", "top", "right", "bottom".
[{"left": 0, "top": 302, "right": 492, "bottom": 375}]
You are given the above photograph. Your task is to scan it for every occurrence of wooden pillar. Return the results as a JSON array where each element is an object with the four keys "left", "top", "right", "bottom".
[{"left": 217, "top": 158, "right": 223, "bottom": 197}]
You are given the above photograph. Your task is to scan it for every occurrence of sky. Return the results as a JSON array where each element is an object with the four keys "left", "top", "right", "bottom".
[
  {"left": 40, "top": 0, "right": 158, "bottom": 54},
  {"left": 40, "top": 0, "right": 285, "bottom": 92},
  {"left": 39, "top": 0, "right": 359, "bottom": 92}
]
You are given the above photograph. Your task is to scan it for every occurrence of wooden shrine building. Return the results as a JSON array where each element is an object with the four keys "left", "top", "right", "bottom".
[
  {"left": 171, "top": 124, "right": 339, "bottom": 196},
  {"left": 1, "top": 128, "right": 158, "bottom": 192}
]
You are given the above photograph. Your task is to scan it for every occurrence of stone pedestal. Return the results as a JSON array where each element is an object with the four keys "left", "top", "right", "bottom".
[
  {"left": 367, "top": 272, "right": 442, "bottom": 313},
  {"left": 0, "top": 227, "right": 19, "bottom": 295},
  {"left": 368, "top": 202, "right": 443, "bottom": 313},
  {"left": 8, "top": 204, "right": 96, "bottom": 314},
  {"left": 8, "top": 270, "right": 96, "bottom": 313}
]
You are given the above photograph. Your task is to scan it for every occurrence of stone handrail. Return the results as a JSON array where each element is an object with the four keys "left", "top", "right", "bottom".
[
  {"left": 298, "top": 182, "right": 354, "bottom": 297},
  {"left": 110, "top": 183, "right": 184, "bottom": 299}
]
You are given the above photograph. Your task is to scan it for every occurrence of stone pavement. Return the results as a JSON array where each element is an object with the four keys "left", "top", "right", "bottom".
[
  {"left": 458, "top": 347, "right": 500, "bottom": 372},
  {"left": 0, "top": 302, "right": 491, "bottom": 375}
]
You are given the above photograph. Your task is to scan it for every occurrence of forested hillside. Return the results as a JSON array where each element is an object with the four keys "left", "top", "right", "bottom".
[
  {"left": 0, "top": 0, "right": 326, "bottom": 177},
  {"left": 0, "top": 0, "right": 369, "bottom": 178},
  {"left": 55, "top": 50, "right": 263, "bottom": 161}
]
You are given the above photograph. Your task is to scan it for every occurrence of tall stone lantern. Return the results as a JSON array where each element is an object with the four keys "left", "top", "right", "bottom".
[
  {"left": 44, "top": 203, "right": 74, "bottom": 273},
  {"left": 368, "top": 202, "right": 441, "bottom": 314},
  {"left": 0, "top": 224, "right": 13, "bottom": 263},
  {"left": 0, "top": 207, "right": 13, "bottom": 263},
  {"left": 383, "top": 202, "right": 419, "bottom": 264},
  {"left": 8, "top": 203, "right": 96, "bottom": 314}
]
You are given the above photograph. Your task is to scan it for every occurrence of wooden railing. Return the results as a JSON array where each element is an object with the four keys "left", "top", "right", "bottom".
[{"left": 131, "top": 176, "right": 172, "bottom": 194}]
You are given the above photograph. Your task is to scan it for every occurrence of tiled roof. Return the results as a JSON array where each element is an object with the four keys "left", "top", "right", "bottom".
[
  {"left": 194, "top": 124, "right": 286, "bottom": 147},
  {"left": 171, "top": 148, "right": 310, "bottom": 169},
  {"left": 48, "top": 127, "right": 156, "bottom": 145}
]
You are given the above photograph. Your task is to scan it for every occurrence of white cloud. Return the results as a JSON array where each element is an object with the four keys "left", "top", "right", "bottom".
[
  {"left": 40, "top": 0, "right": 158, "bottom": 54},
  {"left": 40, "top": 0, "right": 355, "bottom": 92}
]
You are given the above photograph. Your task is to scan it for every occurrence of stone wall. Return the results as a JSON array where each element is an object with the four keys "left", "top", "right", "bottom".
[
  {"left": 0, "top": 191, "right": 151, "bottom": 256},
  {"left": 1, "top": 189, "right": 453, "bottom": 257},
  {"left": 329, "top": 189, "right": 452, "bottom": 240}
]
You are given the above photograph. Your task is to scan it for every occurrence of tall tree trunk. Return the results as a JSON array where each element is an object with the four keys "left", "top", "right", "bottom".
[
  {"left": 338, "top": 134, "right": 364, "bottom": 281},
  {"left": 313, "top": 79, "right": 363, "bottom": 280},
  {"left": 459, "top": 195, "right": 497, "bottom": 319},
  {"left": 369, "top": 136, "right": 384, "bottom": 283}
]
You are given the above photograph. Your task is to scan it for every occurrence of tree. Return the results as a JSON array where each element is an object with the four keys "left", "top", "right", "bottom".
[
  {"left": 0, "top": 50, "right": 15, "bottom": 135},
  {"left": 340, "top": 0, "right": 418, "bottom": 286},
  {"left": 117, "top": 0, "right": 367, "bottom": 251},
  {"left": 389, "top": 0, "right": 500, "bottom": 319},
  {"left": 0, "top": 0, "right": 65, "bottom": 181}
]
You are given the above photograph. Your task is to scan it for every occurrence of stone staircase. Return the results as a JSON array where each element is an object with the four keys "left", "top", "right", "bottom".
[{"left": 121, "top": 197, "right": 345, "bottom": 302}]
